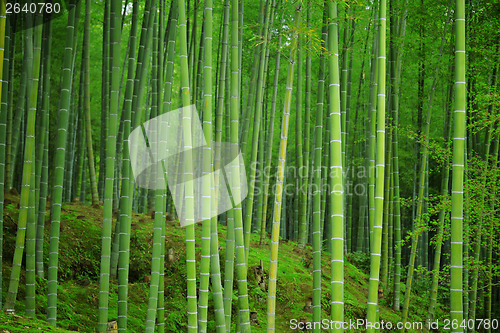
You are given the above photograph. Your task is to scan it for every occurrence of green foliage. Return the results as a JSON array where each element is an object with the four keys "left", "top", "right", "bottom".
[
  {"left": 1, "top": 198, "right": 453, "bottom": 332},
  {"left": 347, "top": 251, "right": 370, "bottom": 275}
]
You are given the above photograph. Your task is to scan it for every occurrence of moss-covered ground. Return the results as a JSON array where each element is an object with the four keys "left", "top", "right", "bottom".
[{"left": 1, "top": 192, "right": 447, "bottom": 332}]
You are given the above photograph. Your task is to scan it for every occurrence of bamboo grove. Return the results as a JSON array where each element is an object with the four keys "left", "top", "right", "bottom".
[{"left": 0, "top": 0, "right": 499, "bottom": 332}]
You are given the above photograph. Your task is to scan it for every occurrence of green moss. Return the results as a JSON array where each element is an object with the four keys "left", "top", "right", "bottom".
[{"left": 2, "top": 199, "right": 446, "bottom": 332}]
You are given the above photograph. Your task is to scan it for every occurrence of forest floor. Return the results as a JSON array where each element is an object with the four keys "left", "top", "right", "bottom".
[{"left": 1, "top": 191, "right": 445, "bottom": 332}]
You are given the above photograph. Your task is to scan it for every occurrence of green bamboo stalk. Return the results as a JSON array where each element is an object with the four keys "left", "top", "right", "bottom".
[
  {"left": 209, "top": 196, "right": 226, "bottom": 332},
  {"left": 468, "top": 165, "right": 485, "bottom": 322},
  {"left": 228, "top": 0, "right": 251, "bottom": 330},
  {"left": 210, "top": 22, "right": 227, "bottom": 325},
  {"left": 188, "top": 0, "right": 197, "bottom": 95},
  {"left": 156, "top": 3, "right": 166, "bottom": 332},
  {"left": 388, "top": 158, "right": 394, "bottom": 281},
  {"left": 367, "top": 0, "right": 379, "bottom": 248},
  {"left": 238, "top": 0, "right": 243, "bottom": 98},
  {"left": 381, "top": 118, "right": 392, "bottom": 288},
  {"left": 64, "top": 94, "right": 76, "bottom": 202},
  {"left": 426, "top": 90, "right": 452, "bottom": 326},
  {"left": 303, "top": 0, "right": 312, "bottom": 228},
  {"left": 486, "top": 127, "right": 499, "bottom": 332},
  {"left": 345, "top": 15, "right": 355, "bottom": 252},
  {"left": 197, "top": 0, "right": 213, "bottom": 331},
  {"left": 450, "top": 0, "right": 466, "bottom": 330},
  {"left": 178, "top": 0, "right": 199, "bottom": 331},
  {"left": 25, "top": 9, "right": 43, "bottom": 318},
  {"left": 340, "top": 14, "right": 350, "bottom": 253},
  {"left": 327, "top": 1, "right": 344, "bottom": 331},
  {"left": 357, "top": 145, "right": 368, "bottom": 253},
  {"left": 117, "top": 0, "right": 154, "bottom": 330},
  {"left": 211, "top": 6, "right": 227, "bottom": 330},
  {"left": 83, "top": 0, "right": 99, "bottom": 206},
  {"left": 145, "top": 5, "right": 164, "bottom": 331},
  {"left": 259, "top": 10, "right": 283, "bottom": 246},
  {"left": 163, "top": 0, "right": 177, "bottom": 114},
  {"left": 312, "top": 6, "right": 327, "bottom": 329},
  {"left": 485, "top": 60, "right": 500, "bottom": 330},
  {"left": 463, "top": 140, "right": 468, "bottom": 332},
  {"left": 97, "top": 0, "right": 121, "bottom": 329},
  {"left": 98, "top": 0, "right": 109, "bottom": 200},
  {"left": 391, "top": 2, "right": 407, "bottom": 310},
  {"left": 3, "top": 15, "right": 14, "bottom": 203},
  {"left": 296, "top": 18, "right": 306, "bottom": 248},
  {"left": 340, "top": 8, "right": 348, "bottom": 174},
  {"left": 72, "top": 50, "right": 85, "bottom": 204},
  {"left": 25, "top": 145, "right": 36, "bottom": 317},
  {"left": 239, "top": 0, "right": 265, "bottom": 153},
  {"left": 109, "top": 0, "right": 143, "bottom": 281},
  {"left": 41, "top": 0, "right": 78, "bottom": 323},
  {"left": 194, "top": 15, "right": 205, "bottom": 108},
  {"left": 267, "top": 4, "right": 301, "bottom": 331},
  {"left": 402, "top": 21, "right": 448, "bottom": 321},
  {"left": 34, "top": 13, "right": 51, "bottom": 278},
  {"left": 63, "top": 3, "right": 82, "bottom": 203},
  {"left": 243, "top": 0, "right": 272, "bottom": 262},
  {"left": 224, "top": 207, "right": 235, "bottom": 332},
  {"left": 254, "top": 89, "right": 267, "bottom": 236},
  {"left": 80, "top": 134, "right": 87, "bottom": 203},
  {"left": 322, "top": 97, "right": 330, "bottom": 253},
  {"left": 3, "top": 11, "right": 36, "bottom": 314},
  {"left": 366, "top": 0, "right": 386, "bottom": 329},
  {"left": 250, "top": 0, "right": 277, "bottom": 237},
  {"left": 6, "top": 48, "right": 27, "bottom": 191},
  {"left": 36, "top": 102, "right": 49, "bottom": 279},
  {"left": 157, "top": 196, "right": 166, "bottom": 333},
  {"left": 0, "top": 4, "right": 9, "bottom": 308}
]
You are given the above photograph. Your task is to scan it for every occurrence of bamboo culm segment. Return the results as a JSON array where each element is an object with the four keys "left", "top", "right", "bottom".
[
  {"left": 366, "top": 0, "right": 386, "bottom": 330},
  {"left": 450, "top": 0, "right": 466, "bottom": 331}
]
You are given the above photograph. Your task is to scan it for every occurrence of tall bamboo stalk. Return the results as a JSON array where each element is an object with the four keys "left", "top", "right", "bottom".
[
  {"left": 426, "top": 89, "right": 452, "bottom": 326},
  {"left": 178, "top": 0, "right": 199, "bottom": 331},
  {"left": 83, "top": 0, "right": 99, "bottom": 206},
  {"left": 97, "top": 0, "right": 121, "bottom": 330},
  {"left": 118, "top": 1, "right": 155, "bottom": 330},
  {"left": 0, "top": 1, "right": 9, "bottom": 308},
  {"left": 229, "top": 0, "right": 250, "bottom": 330},
  {"left": 259, "top": 10, "right": 283, "bottom": 246},
  {"left": 367, "top": 1, "right": 379, "bottom": 249},
  {"left": 145, "top": 5, "right": 164, "bottom": 332},
  {"left": 450, "top": 0, "right": 466, "bottom": 330},
  {"left": 267, "top": 4, "right": 301, "bottom": 331},
  {"left": 197, "top": 0, "right": 213, "bottom": 331},
  {"left": 3, "top": 9, "right": 36, "bottom": 314},
  {"left": 327, "top": 1, "right": 344, "bottom": 331},
  {"left": 243, "top": 0, "right": 272, "bottom": 262},
  {"left": 156, "top": 3, "right": 168, "bottom": 332},
  {"left": 366, "top": 0, "right": 386, "bottom": 330},
  {"left": 312, "top": 7, "right": 327, "bottom": 330},
  {"left": 35, "top": 12, "right": 51, "bottom": 278},
  {"left": 296, "top": 15, "right": 306, "bottom": 248},
  {"left": 25, "top": 8, "right": 43, "bottom": 318},
  {"left": 391, "top": 1, "right": 407, "bottom": 310},
  {"left": 99, "top": 0, "right": 109, "bottom": 200},
  {"left": 402, "top": 20, "right": 448, "bottom": 322}
]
